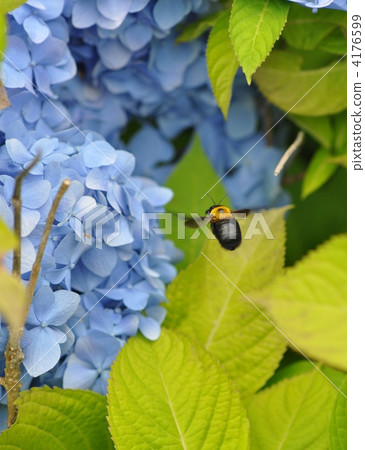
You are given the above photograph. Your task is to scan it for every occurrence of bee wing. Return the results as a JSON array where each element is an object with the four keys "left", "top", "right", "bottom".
[
  {"left": 231, "top": 208, "right": 250, "bottom": 217},
  {"left": 185, "top": 216, "right": 210, "bottom": 228}
]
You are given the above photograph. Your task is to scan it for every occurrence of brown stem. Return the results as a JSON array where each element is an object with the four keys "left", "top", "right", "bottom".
[
  {"left": 11, "top": 154, "right": 41, "bottom": 279},
  {"left": 25, "top": 179, "right": 70, "bottom": 316},
  {"left": 4, "top": 177, "right": 70, "bottom": 427},
  {"left": 4, "top": 326, "right": 24, "bottom": 427}
]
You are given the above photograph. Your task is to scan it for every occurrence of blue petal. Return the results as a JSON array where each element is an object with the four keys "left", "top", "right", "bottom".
[
  {"left": 153, "top": 0, "right": 190, "bottom": 30},
  {"left": 128, "top": 126, "right": 173, "bottom": 168},
  {"left": 129, "top": 0, "right": 150, "bottom": 13},
  {"left": 38, "top": 0, "right": 64, "bottom": 21},
  {"left": 4, "top": 237, "right": 36, "bottom": 275},
  {"left": 114, "top": 150, "right": 135, "bottom": 177},
  {"left": 6, "top": 138, "right": 30, "bottom": 165},
  {"left": 6, "top": 36, "right": 30, "bottom": 70},
  {"left": 75, "top": 330, "right": 120, "bottom": 368},
  {"left": 63, "top": 354, "right": 98, "bottom": 389},
  {"left": 44, "top": 290, "right": 80, "bottom": 326},
  {"left": 23, "top": 97, "right": 42, "bottom": 123},
  {"left": 96, "top": 0, "right": 131, "bottom": 21},
  {"left": 81, "top": 245, "right": 118, "bottom": 277},
  {"left": 86, "top": 167, "right": 109, "bottom": 191},
  {"left": 105, "top": 216, "right": 134, "bottom": 247},
  {"left": 22, "top": 326, "right": 65, "bottom": 377},
  {"left": 31, "top": 36, "right": 66, "bottom": 65},
  {"left": 31, "top": 285, "right": 54, "bottom": 323},
  {"left": 82, "top": 140, "right": 117, "bottom": 168},
  {"left": 72, "top": 0, "right": 98, "bottom": 28},
  {"left": 115, "top": 313, "right": 139, "bottom": 336},
  {"left": 22, "top": 179, "right": 51, "bottom": 209},
  {"left": 121, "top": 23, "right": 152, "bottom": 51},
  {"left": 139, "top": 316, "right": 161, "bottom": 341},
  {"left": 143, "top": 186, "right": 173, "bottom": 206},
  {"left": 91, "top": 370, "right": 110, "bottom": 394},
  {"left": 23, "top": 15, "right": 50, "bottom": 43},
  {"left": 123, "top": 290, "right": 149, "bottom": 311},
  {"left": 21, "top": 208, "right": 40, "bottom": 237},
  {"left": 146, "top": 306, "right": 166, "bottom": 324},
  {"left": 225, "top": 97, "right": 257, "bottom": 141},
  {"left": 98, "top": 40, "right": 131, "bottom": 70}
]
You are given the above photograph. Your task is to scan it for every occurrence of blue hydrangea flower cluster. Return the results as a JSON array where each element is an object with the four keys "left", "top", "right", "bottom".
[{"left": 0, "top": 0, "right": 346, "bottom": 404}]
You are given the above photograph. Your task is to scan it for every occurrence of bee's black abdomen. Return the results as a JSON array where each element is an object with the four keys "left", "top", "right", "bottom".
[{"left": 211, "top": 218, "right": 241, "bottom": 251}]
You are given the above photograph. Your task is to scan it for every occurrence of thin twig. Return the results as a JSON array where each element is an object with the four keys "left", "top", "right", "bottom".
[
  {"left": 274, "top": 131, "right": 305, "bottom": 176},
  {"left": 11, "top": 153, "right": 41, "bottom": 279},
  {"left": 4, "top": 177, "right": 70, "bottom": 427},
  {"left": 25, "top": 179, "right": 70, "bottom": 315}
]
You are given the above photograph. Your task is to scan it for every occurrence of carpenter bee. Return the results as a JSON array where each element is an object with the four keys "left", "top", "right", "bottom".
[{"left": 185, "top": 196, "right": 250, "bottom": 251}]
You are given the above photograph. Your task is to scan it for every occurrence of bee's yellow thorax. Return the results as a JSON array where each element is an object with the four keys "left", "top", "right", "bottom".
[{"left": 210, "top": 206, "right": 232, "bottom": 222}]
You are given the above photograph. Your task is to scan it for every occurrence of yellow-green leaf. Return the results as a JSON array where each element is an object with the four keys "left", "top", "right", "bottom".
[
  {"left": 252, "top": 235, "right": 347, "bottom": 371},
  {"left": 177, "top": 10, "right": 225, "bottom": 43},
  {"left": 206, "top": 11, "right": 239, "bottom": 118},
  {"left": 107, "top": 329, "right": 249, "bottom": 449},
  {"left": 229, "top": 0, "right": 290, "bottom": 84},
  {"left": 0, "top": 220, "right": 17, "bottom": 255},
  {"left": 166, "top": 207, "right": 290, "bottom": 395},
  {"left": 254, "top": 50, "right": 347, "bottom": 116},
  {"left": 247, "top": 369, "right": 346, "bottom": 450},
  {"left": 0, "top": 388, "right": 113, "bottom": 449},
  {"left": 282, "top": 5, "right": 345, "bottom": 51},
  {"left": 302, "top": 147, "right": 338, "bottom": 199},
  {"left": 329, "top": 377, "right": 347, "bottom": 449},
  {"left": 0, "top": 0, "right": 26, "bottom": 13}
]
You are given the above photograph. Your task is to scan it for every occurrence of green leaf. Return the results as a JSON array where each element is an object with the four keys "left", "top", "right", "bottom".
[
  {"left": 265, "top": 360, "right": 314, "bottom": 387},
  {"left": 177, "top": 10, "right": 225, "bottom": 43},
  {"left": 0, "top": 387, "right": 113, "bottom": 449},
  {"left": 0, "top": 268, "right": 25, "bottom": 328},
  {"left": 229, "top": 0, "right": 290, "bottom": 84},
  {"left": 166, "top": 207, "right": 290, "bottom": 395},
  {"left": 254, "top": 50, "right": 347, "bottom": 116},
  {"left": 164, "top": 135, "right": 228, "bottom": 269},
  {"left": 289, "top": 114, "right": 332, "bottom": 149},
  {"left": 247, "top": 370, "right": 345, "bottom": 450},
  {"left": 0, "top": 220, "right": 17, "bottom": 255},
  {"left": 206, "top": 10, "right": 239, "bottom": 118},
  {"left": 282, "top": 5, "right": 343, "bottom": 51},
  {"left": 302, "top": 147, "right": 337, "bottom": 199},
  {"left": 107, "top": 329, "right": 249, "bottom": 449},
  {"left": 327, "top": 154, "right": 346, "bottom": 167},
  {"left": 329, "top": 377, "right": 347, "bottom": 449},
  {"left": 332, "top": 111, "right": 346, "bottom": 154},
  {"left": 318, "top": 27, "right": 347, "bottom": 55},
  {"left": 0, "top": 0, "right": 26, "bottom": 13},
  {"left": 252, "top": 235, "right": 346, "bottom": 371}
]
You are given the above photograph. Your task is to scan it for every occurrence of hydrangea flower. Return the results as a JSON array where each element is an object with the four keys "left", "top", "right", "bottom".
[
  {"left": 2, "top": 31, "right": 76, "bottom": 97},
  {"left": 10, "top": 0, "right": 65, "bottom": 43},
  {"left": 63, "top": 330, "right": 121, "bottom": 394},
  {"left": 22, "top": 286, "right": 80, "bottom": 377}
]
